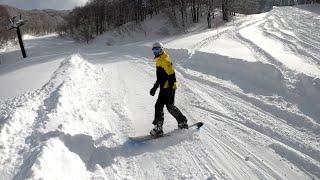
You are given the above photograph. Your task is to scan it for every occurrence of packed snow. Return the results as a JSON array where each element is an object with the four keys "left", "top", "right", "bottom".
[{"left": 0, "top": 5, "right": 320, "bottom": 180}]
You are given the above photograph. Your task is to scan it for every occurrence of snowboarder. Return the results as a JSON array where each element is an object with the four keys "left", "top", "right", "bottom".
[{"left": 149, "top": 42, "right": 188, "bottom": 137}]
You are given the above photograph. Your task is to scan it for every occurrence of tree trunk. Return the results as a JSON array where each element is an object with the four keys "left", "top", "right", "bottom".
[
  {"left": 196, "top": 2, "right": 200, "bottom": 23},
  {"left": 207, "top": 11, "right": 211, "bottom": 28},
  {"left": 222, "top": 0, "right": 229, "bottom": 21}
]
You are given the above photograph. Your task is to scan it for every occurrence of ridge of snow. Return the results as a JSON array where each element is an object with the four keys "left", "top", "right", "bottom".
[
  {"left": 1, "top": 5, "right": 320, "bottom": 180},
  {"left": 0, "top": 54, "right": 107, "bottom": 179}
]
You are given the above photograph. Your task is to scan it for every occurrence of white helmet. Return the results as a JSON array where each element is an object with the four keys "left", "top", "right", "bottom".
[
  {"left": 152, "top": 42, "right": 164, "bottom": 49},
  {"left": 152, "top": 42, "right": 164, "bottom": 57}
]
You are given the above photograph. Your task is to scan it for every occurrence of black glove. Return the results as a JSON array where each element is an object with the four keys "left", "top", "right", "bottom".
[{"left": 150, "top": 86, "right": 157, "bottom": 96}]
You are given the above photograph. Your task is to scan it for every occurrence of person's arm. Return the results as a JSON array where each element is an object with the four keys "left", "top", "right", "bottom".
[
  {"left": 150, "top": 67, "right": 160, "bottom": 96},
  {"left": 153, "top": 68, "right": 160, "bottom": 89},
  {"left": 165, "top": 61, "right": 176, "bottom": 89}
]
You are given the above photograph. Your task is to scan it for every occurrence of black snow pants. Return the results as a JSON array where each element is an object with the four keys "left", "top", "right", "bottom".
[{"left": 152, "top": 89, "right": 187, "bottom": 127}]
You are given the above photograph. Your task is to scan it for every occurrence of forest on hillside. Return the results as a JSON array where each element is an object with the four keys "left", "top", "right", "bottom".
[
  {"left": 0, "top": 5, "right": 67, "bottom": 48},
  {"left": 59, "top": 0, "right": 271, "bottom": 43},
  {"left": 59, "top": 0, "right": 319, "bottom": 43},
  {"left": 1, "top": 0, "right": 319, "bottom": 46}
]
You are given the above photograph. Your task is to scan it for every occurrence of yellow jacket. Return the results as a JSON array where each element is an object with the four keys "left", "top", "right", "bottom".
[{"left": 154, "top": 52, "right": 177, "bottom": 89}]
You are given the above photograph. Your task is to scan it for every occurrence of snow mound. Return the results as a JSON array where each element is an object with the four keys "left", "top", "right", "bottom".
[
  {"left": 168, "top": 49, "right": 285, "bottom": 94},
  {"left": 30, "top": 138, "right": 90, "bottom": 180},
  {"left": 166, "top": 45, "right": 320, "bottom": 122},
  {"left": 0, "top": 54, "right": 106, "bottom": 179}
]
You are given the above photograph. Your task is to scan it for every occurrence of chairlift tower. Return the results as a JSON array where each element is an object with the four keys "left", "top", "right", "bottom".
[{"left": 8, "top": 15, "right": 27, "bottom": 58}]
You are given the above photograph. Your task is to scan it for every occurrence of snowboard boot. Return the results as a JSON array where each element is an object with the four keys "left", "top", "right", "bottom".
[
  {"left": 178, "top": 122, "right": 189, "bottom": 129},
  {"left": 150, "top": 125, "right": 164, "bottom": 137}
]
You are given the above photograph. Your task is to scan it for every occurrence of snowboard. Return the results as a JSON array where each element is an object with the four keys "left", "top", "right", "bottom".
[{"left": 128, "top": 122, "right": 203, "bottom": 142}]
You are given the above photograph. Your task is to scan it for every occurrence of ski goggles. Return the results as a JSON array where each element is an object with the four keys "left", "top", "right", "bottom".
[{"left": 152, "top": 47, "right": 162, "bottom": 55}]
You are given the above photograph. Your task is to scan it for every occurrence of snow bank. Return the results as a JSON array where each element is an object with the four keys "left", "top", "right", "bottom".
[
  {"left": 270, "top": 143, "right": 320, "bottom": 179},
  {"left": 23, "top": 34, "right": 59, "bottom": 40},
  {"left": 166, "top": 47, "right": 320, "bottom": 122},
  {"left": 0, "top": 41, "right": 19, "bottom": 54},
  {"left": 295, "top": 75, "right": 320, "bottom": 120},
  {"left": 179, "top": 50, "right": 285, "bottom": 95},
  {"left": 0, "top": 34, "right": 59, "bottom": 54},
  {"left": 37, "top": 54, "right": 107, "bottom": 135},
  {"left": 239, "top": 7, "right": 320, "bottom": 78},
  {"left": 199, "top": 34, "right": 257, "bottom": 62},
  {"left": 0, "top": 54, "right": 106, "bottom": 179},
  {"left": 30, "top": 138, "right": 90, "bottom": 180}
]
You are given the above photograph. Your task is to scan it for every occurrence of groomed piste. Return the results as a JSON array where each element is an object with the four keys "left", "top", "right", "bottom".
[{"left": 1, "top": 5, "right": 320, "bottom": 180}]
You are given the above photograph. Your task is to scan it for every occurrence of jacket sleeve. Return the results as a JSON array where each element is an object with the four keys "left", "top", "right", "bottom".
[
  {"left": 164, "top": 61, "right": 176, "bottom": 88},
  {"left": 154, "top": 74, "right": 160, "bottom": 89},
  {"left": 153, "top": 65, "right": 160, "bottom": 89}
]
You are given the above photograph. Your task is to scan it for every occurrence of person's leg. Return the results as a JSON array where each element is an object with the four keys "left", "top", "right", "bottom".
[
  {"left": 153, "top": 99, "right": 165, "bottom": 127},
  {"left": 151, "top": 90, "right": 165, "bottom": 136},
  {"left": 165, "top": 90, "right": 188, "bottom": 126}
]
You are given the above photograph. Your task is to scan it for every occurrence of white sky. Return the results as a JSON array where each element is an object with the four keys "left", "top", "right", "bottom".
[{"left": 0, "top": 0, "right": 88, "bottom": 10}]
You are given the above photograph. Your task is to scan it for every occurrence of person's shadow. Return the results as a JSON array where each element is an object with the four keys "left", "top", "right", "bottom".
[{"left": 61, "top": 130, "right": 198, "bottom": 170}]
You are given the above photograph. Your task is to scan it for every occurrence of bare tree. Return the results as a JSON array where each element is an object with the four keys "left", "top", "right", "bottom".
[
  {"left": 206, "top": 0, "right": 214, "bottom": 28},
  {"left": 59, "top": 0, "right": 280, "bottom": 42}
]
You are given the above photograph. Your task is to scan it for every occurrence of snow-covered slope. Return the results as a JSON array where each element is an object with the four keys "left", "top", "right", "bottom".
[{"left": 1, "top": 5, "right": 320, "bottom": 180}]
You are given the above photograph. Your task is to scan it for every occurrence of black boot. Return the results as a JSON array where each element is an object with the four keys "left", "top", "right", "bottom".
[
  {"left": 178, "top": 122, "right": 189, "bottom": 129},
  {"left": 150, "top": 125, "right": 164, "bottom": 137}
]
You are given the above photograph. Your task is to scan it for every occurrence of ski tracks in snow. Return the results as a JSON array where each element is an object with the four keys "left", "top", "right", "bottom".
[
  {"left": 1, "top": 52, "right": 319, "bottom": 179},
  {"left": 1, "top": 5, "right": 320, "bottom": 180},
  {"left": 104, "top": 58, "right": 317, "bottom": 179},
  {"left": 175, "top": 66, "right": 320, "bottom": 179},
  {"left": 163, "top": 7, "right": 320, "bottom": 178}
]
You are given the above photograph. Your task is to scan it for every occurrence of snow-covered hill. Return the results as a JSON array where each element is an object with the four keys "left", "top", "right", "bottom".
[
  {"left": 0, "top": 5, "right": 68, "bottom": 48},
  {"left": 1, "top": 5, "right": 320, "bottom": 180}
]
